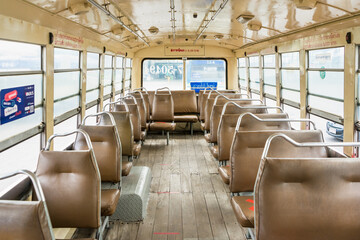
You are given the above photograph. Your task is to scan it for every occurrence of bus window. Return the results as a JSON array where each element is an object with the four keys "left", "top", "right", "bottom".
[
  {"left": 53, "top": 115, "right": 78, "bottom": 151},
  {"left": 53, "top": 48, "right": 80, "bottom": 119},
  {"left": 238, "top": 58, "right": 247, "bottom": 93},
  {"left": 185, "top": 59, "right": 226, "bottom": 90},
  {"left": 86, "top": 53, "right": 100, "bottom": 105},
  {"left": 281, "top": 52, "right": 300, "bottom": 104},
  {"left": 115, "top": 56, "right": 124, "bottom": 98},
  {"left": 308, "top": 47, "right": 344, "bottom": 117},
  {"left": 0, "top": 40, "right": 43, "bottom": 194},
  {"left": 125, "top": 58, "right": 132, "bottom": 93},
  {"left": 263, "top": 54, "right": 276, "bottom": 102},
  {"left": 249, "top": 56, "right": 260, "bottom": 97},
  {"left": 103, "top": 55, "right": 113, "bottom": 101},
  {"left": 142, "top": 59, "right": 183, "bottom": 90}
]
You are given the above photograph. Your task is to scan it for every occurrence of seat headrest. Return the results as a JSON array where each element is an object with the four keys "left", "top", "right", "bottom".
[{"left": 152, "top": 94, "right": 174, "bottom": 122}]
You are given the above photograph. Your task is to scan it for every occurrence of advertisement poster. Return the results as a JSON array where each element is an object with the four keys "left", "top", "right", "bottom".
[{"left": 0, "top": 85, "right": 35, "bottom": 125}]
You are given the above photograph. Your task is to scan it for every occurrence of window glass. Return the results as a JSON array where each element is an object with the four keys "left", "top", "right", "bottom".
[
  {"left": 104, "top": 55, "right": 113, "bottom": 68},
  {"left": 53, "top": 116, "right": 78, "bottom": 151},
  {"left": 0, "top": 40, "right": 41, "bottom": 72},
  {"left": 54, "top": 72, "right": 80, "bottom": 101},
  {"left": 283, "top": 105, "right": 300, "bottom": 129},
  {"left": 85, "top": 105, "right": 98, "bottom": 125},
  {"left": 281, "top": 52, "right": 299, "bottom": 68},
  {"left": 308, "top": 71, "right": 343, "bottom": 100},
  {"left": 54, "top": 48, "right": 79, "bottom": 70},
  {"left": 186, "top": 59, "right": 226, "bottom": 90},
  {"left": 264, "top": 85, "right": 276, "bottom": 96},
  {"left": 238, "top": 58, "right": 246, "bottom": 67},
  {"left": 104, "top": 85, "right": 112, "bottom": 95},
  {"left": 265, "top": 98, "right": 277, "bottom": 106},
  {"left": 249, "top": 68, "right": 259, "bottom": 90},
  {"left": 0, "top": 134, "right": 40, "bottom": 195},
  {"left": 308, "top": 47, "right": 344, "bottom": 69},
  {"left": 87, "top": 70, "right": 100, "bottom": 90},
  {"left": 126, "top": 58, "right": 132, "bottom": 67},
  {"left": 125, "top": 69, "right": 131, "bottom": 80},
  {"left": 263, "top": 69, "right": 276, "bottom": 85},
  {"left": 249, "top": 56, "right": 259, "bottom": 67},
  {"left": 115, "top": 69, "right": 123, "bottom": 92},
  {"left": 116, "top": 57, "right": 123, "bottom": 68},
  {"left": 54, "top": 95, "right": 79, "bottom": 117},
  {"left": 87, "top": 52, "right": 100, "bottom": 69},
  {"left": 104, "top": 69, "right": 112, "bottom": 86},
  {"left": 282, "top": 89, "right": 300, "bottom": 103},
  {"left": 282, "top": 70, "right": 300, "bottom": 90},
  {"left": 86, "top": 89, "right": 99, "bottom": 103},
  {"left": 263, "top": 54, "right": 275, "bottom": 68},
  {"left": 143, "top": 59, "right": 183, "bottom": 90}
]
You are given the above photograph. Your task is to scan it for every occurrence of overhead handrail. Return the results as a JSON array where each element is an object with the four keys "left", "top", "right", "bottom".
[
  {"left": 262, "top": 133, "right": 360, "bottom": 160},
  {"left": 235, "top": 112, "right": 317, "bottom": 131},
  {"left": 133, "top": 87, "right": 149, "bottom": 94},
  {"left": 155, "top": 87, "right": 171, "bottom": 94},
  {"left": 45, "top": 129, "right": 93, "bottom": 151},
  {"left": 103, "top": 98, "right": 130, "bottom": 112},
  {"left": 0, "top": 170, "right": 56, "bottom": 240},
  {"left": 221, "top": 101, "right": 284, "bottom": 117},
  {"left": 213, "top": 95, "right": 262, "bottom": 105}
]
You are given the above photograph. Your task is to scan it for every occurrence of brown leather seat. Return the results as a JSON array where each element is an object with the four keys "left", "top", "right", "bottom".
[
  {"left": 218, "top": 165, "right": 230, "bottom": 184},
  {"left": 255, "top": 134, "right": 354, "bottom": 240},
  {"left": 101, "top": 189, "right": 120, "bottom": 216},
  {"left": 210, "top": 145, "right": 219, "bottom": 159},
  {"left": 231, "top": 196, "right": 254, "bottom": 228},
  {"left": 150, "top": 93, "right": 176, "bottom": 128},
  {"left": 105, "top": 107, "right": 141, "bottom": 160},
  {"left": 218, "top": 113, "right": 290, "bottom": 183},
  {"left": 116, "top": 103, "right": 142, "bottom": 142},
  {"left": 75, "top": 125, "right": 122, "bottom": 183},
  {"left": 229, "top": 130, "right": 325, "bottom": 194},
  {"left": 0, "top": 170, "right": 58, "bottom": 240},
  {"left": 122, "top": 161, "right": 133, "bottom": 176},
  {"left": 172, "top": 90, "right": 198, "bottom": 123},
  {"left": 36, "top": 144, "right": 101, "bottom": 229},
  {"left": 129, "top": 93, "right": 148, "bottom": 131}
]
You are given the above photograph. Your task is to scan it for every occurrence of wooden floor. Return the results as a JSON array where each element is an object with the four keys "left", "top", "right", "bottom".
[{"left": 75, "top": 132, "right": 247, "bottom": 240}]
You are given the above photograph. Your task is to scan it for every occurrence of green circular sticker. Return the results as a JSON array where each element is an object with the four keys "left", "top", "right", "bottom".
[{"left": 320, "top": 66, "right": 326, "bottom": 79}]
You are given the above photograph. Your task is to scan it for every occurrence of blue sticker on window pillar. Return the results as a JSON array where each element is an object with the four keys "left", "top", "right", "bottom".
[{"left": 0, "top": 85, "right": 35, "bottom": 125}]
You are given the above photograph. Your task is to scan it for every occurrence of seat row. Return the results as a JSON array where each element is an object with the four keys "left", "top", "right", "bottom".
[
  {"left": 0, "top": 90, "right": 156, "bottom": 240},
  {"left": 202, "top": 90, "right": 360, "bottom": 239}
]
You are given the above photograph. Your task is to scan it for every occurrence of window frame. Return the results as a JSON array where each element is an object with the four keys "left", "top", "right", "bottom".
[
  {"left": 140, "top": 57, "right": 228, "bottom": 90},
  {"left": 103, "top": 54, "right": 114, "bottom": 102},
  {"left": 85, "top": 52, "right": 101, "bottom": 110},
  {"left": 237, "top": 57, "right": 247, "bottom": 92},
  {"left": 262, "top": 54, "right": 277, "bottom": 102}
]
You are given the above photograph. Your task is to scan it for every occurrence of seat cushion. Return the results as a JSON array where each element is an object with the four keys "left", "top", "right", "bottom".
[
  {"left": 174, "top": 114, "right": 198, "bottom": 123},
  {"left": 140, "top": 131, "right": 146, "bottom": 141},
  {"left": 210, "top": 145, "right": 219, "bottom": 159},
  {"left": 122, "top": 160, "right": 133, "bottom": 176},
  {"left": 101, "top": 189, "right": 120, "bottom": 216},
  {"left": 204, "top": 133, "right": 211, "bottom": 143},
  {"left": 231, "top": 196, "right": 254, "bottom": 228},
  {"left": 133, "top": 143, "right": 141, "bottom": 157},
  {"left": 218, "top": 165, "right": 230, "bottom": 184},
  {"left": 149, "top": 122, "right": 176, "bottom": 131}
]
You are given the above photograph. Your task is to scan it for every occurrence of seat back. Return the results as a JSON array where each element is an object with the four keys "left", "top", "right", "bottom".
[
  {"left": 36, "top": 130, "right": 101, "bottom": 228},
  {"left": 229, "top": 130, "right": 325, "bottom": 193},
  {"left": 204, "top": 93, "right": 243, "bottom": 131},
  {"left": 208, "top": 100, "right": 265, "bottom": 143},
  {"left": 200, "top": 90, "right": 237, "bottom": 122},
  {"left": 255, "top": 135, "right": 355, "bottom": 240},
  {"left": 100, "top": 111, "right": 134, "bottom": 156},
  {"left": 74, "top": 114, "right": 122, "bottom": 183},
  {"left": 128, "top": 92, "right": 147, "bottom": 129},
  {"left": 115, "top": 103, "right": 141, "bottom": 141},
  {"left": 152, "top": 93, "right": 175, "bottom": 122},
  {"left": 171, "top": 90, "right": 198, "bottom": 114},
  {"left": 0, "top": 170, "right": 55, "bottom": 240},
  {"left": 132, "top": 91, "right": 150, "bottom": 121},
  {"left": 217, "top": 113, "right": 288, "bottom": 161}
]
